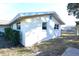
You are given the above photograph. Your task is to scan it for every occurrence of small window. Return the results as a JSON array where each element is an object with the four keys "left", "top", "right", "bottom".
[
  {"left": 54, "top": 24, "right": 59, "bottom": 29},
  {"left": 42, "top": 22, "right": 47, "bottom": 30},
  {"left": 17, "top": 22, "right": 20, "bottom": 29},
  {"left": 49, "top": 15, "right": 52, "bottom": 19}
]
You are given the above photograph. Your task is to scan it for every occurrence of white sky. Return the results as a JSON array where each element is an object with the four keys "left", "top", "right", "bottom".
[{"left": 0, "top": 0, "right": 79, "bottom": 26}]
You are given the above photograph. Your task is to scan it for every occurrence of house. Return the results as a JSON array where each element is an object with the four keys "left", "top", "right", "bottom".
[
  {"left": 0, "top": 11, "right": 64, "bottom": 47},
  {"left": 0, "top": 20, "right": 10, "bottom": 32},
  {"left": 75, "top": 21, "right": 79, "bottom": 35},
  {"left": 61, "top": 26, "right": 76, "bottom": 33}
]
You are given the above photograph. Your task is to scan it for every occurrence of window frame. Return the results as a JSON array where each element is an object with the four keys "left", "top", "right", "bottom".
[
  {"left": 42, "top": 22, "right": 47, "bottom": 30},
  {"left": 49, "top": 15, "right": 52, "bottom": 19},
  {"left": 54, "top": 24, "right": 59, "bottom": 29},
  {"left": 17, "top": 22, "right": 21, "bottom": 30}
]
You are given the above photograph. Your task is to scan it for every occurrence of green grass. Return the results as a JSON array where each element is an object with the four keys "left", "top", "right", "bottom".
[
  {"left": 64, "top": 40, "right": 79, "bottom": 43},
  {"left": 62, "top": 33, "right": 76, "bottom": 36}
]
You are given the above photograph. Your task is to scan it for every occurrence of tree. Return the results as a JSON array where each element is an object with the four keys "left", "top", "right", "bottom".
[{"left": 67, "top": 3, "right": 79, "bottom": 18}]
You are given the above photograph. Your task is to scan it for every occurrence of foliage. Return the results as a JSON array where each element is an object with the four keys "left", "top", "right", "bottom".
[
  {"left": 4, "top": 28, "right": 20, "bottom": 46},
  {"left": 67, "top": 3, "right": 79, "bottom": 18},
  {"left": 5, "top": 28, "right": 12, "bottom": 40}
]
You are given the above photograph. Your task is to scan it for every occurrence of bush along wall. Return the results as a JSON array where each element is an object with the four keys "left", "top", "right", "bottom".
[{"left": 5, "top": 28, "right": 20, "bottom": 46}]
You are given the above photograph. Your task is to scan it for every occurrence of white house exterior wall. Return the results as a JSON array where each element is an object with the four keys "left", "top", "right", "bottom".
[
  {"left": 51, "top": 17, "right": 61, "bottom": 37},
  {"left": 20, "top": 17, "right": 47, "bottom": 47},
  {"left": 12, "top": 15, "right": 62, "bottom": 47},
  {"left": 45, "top": 16, "right": 61, "bottom": 40}
]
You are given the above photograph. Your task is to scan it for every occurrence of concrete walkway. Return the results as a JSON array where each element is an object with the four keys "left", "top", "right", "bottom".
[{"left": 62, "top": 47, "right": 79, "bottom": 56}]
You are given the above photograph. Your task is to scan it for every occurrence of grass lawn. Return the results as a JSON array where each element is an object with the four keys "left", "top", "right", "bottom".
[{"left": 0, "top": 47, "right": 34, "bottom": 56}]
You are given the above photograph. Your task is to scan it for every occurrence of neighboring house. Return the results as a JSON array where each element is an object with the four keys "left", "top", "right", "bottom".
[
  {"left": 0, "top": 20, "right": 10, "bottom": 32},
  {"left": 62, "top": 26, "right": 76, "bottom": 33},
  {"left": 0, "top": 11, "right": 64, "bottom": 47},
  {"left": 76, "top": 21, "right": 79, "bottom": 35}
]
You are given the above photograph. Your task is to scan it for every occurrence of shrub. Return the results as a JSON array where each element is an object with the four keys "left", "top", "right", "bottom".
[
  {"left": 5, "top": 28, "right": 12, "bottom": 40},
  {"left": 5, "top": 28, "right": 20, "bottom": 46}
]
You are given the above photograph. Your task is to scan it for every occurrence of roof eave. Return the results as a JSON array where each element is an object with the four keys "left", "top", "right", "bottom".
[
  {"left": 51, "top": 12, "right": 65, "bottom": 25},
  {"left": 9, "top": 12, "right": 65, "bottom": 25}
]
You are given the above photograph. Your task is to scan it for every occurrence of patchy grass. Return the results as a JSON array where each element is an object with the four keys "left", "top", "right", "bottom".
[
  {"left": 64, "top": 40, "right": 79, "bottom": 43},
  {"left": 33, "top": 39, "right": 67, "bottom": 56},
  {"left": 0, "top": 38, "right": 67, "bottom": 56},
  {"left": 62, "top": 33, "right": 76, "bottom": 37},
  {"left": 64, "top": 40, "right": 79, "bottom": 49},
  {"left": 0, "top": 32, "right": 78, "bottom": 56},
  {"left": 31, "top": 32, "right": 79, "bottom": 56},
  {"left": 15, "top": 47, "right": 34, "bottom": 56},
  {"left": 0, "top": 47, "right": 34, "bottom": 56}
]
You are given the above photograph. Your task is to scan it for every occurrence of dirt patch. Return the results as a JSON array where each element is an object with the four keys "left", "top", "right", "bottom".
[{"left": 31, "top": 39, "right": 67, "bottom": 56}]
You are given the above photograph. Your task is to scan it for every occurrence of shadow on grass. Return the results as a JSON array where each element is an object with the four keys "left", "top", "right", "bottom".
[{"left": 0, "top": 37, "right": 24, "bottom": 49}]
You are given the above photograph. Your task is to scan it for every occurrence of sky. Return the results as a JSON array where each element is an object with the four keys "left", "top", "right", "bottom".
[{"left": 0, "top": 0, "right": 79, "bottom": 26}]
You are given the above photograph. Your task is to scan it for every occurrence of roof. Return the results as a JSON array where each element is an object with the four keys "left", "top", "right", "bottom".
[
  {"left": 51, "top": 12, "right": 65, "bottom": 25},
  {"left": 0, "top": 11, "right": 65, "bottom": 25},
  {"left": 0, "top": 20, "right": 10, "bottom": 26},
  {"left": 9, "top": 12, "right": 51, "bottom": 24},
  {"left": 9, "top": 11, "right": 65, "bottom": 25}
]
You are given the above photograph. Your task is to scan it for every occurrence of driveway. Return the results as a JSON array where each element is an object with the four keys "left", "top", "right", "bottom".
[{"left": 62, "top": 47, "right": 79, "bottom": 56}]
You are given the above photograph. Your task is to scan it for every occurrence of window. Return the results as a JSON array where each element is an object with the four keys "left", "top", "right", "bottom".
[
  {"left": 42, "top": 22, "right": 47, "bottom": 30},
  {"left": 17, "top": 22, "right": 20, "bottom": 29},
  {"left": 54, "top": 24, "right": 59, "bottom": 29},
  {"left": 49, "top": 15, "right": 52, "bottom": 19}
]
